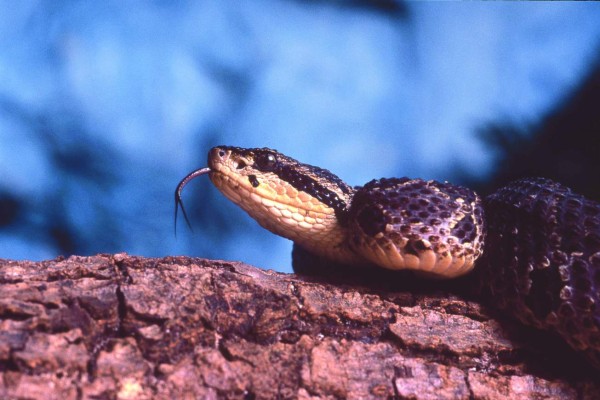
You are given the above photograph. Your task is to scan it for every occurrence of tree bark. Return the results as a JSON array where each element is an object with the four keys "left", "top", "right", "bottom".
[{"left": 0, "top": 254, "right": 598, "bottom": 399}]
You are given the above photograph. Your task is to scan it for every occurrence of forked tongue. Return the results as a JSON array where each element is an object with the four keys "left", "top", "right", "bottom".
[{"left": 174, "top": 167, "right": 211, "bottom": 235}]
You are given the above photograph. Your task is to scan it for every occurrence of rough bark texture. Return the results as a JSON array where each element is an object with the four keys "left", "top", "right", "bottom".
[{"left": 0, "top": 254, "right": 599, "bottom": 399}]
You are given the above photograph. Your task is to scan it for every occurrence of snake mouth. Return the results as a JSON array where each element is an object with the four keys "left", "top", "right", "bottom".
[
  {"left": 210, "top": 169, "right": 330, "bottom": 218},
  {"left": 209, "top": 167, "right": 333, "bottom": 220}
]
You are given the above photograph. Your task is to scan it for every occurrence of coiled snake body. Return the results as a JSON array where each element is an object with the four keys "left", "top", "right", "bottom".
[{"left": 175, "top": 146, "right": 600, "bottom": 368}]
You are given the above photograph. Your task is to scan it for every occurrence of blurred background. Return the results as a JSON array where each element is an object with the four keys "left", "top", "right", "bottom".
[{"left": 1, "top": 1, "right": 599, "bottom": 273}]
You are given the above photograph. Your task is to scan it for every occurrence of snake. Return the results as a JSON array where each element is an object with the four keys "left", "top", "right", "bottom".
[{"left": 175, "top": 145, "right": 600, "bottom": 368}]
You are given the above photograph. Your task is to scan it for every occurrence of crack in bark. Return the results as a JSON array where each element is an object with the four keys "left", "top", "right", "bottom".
[
  {"left": 85, "top": 255, "right": 132, "bottom": 382},
  {"left": 464, "top": 371, "right": 475, "bottom": 400}
]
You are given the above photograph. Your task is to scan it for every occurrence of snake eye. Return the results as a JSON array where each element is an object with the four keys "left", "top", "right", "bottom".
[{"left": 255, "top": 152, "right": 278, "bottom": 171}]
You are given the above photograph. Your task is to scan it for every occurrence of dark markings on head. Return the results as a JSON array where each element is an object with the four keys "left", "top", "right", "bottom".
[
  {"left": 219, "top": 146, "right": 351, "bottom": 218},
  {"left": 276, "top": 163, "right": 349, "bottom": 218},
  {"left": 248, "top": 174, "right": 259, "bottom": 188}
]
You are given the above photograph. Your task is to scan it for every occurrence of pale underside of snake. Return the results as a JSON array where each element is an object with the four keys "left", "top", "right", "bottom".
[{"left": 175, "top": 146, "right": 600, "bottom": 369}]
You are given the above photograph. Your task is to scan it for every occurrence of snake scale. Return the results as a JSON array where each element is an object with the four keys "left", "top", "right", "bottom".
[{"left": 175, "top": 146, "right": 600, "bottom": 368}]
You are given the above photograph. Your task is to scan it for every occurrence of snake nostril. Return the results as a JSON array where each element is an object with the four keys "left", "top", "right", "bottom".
[{"left": 210, "top": 147, "right": 227, "bottom": 160}]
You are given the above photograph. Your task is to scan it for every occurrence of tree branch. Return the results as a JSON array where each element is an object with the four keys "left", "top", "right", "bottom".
[{"left": 0, "top": 254, "right": 597, "bottom": 399}]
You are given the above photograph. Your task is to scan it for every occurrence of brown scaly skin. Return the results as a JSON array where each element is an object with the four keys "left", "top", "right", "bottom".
[
  {"left": 476, "top": 177, "right": 600, "bottom": 367},
  {"left": 175, "top": 146, "right": 600, "bottom": 368},
  {"left": 348, "top": 177, "right": 484, "bottom": 278}
]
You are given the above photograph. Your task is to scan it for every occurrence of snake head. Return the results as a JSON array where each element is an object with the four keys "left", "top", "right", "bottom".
[
  {"left": 202, "top": 146, "right": 353, "bottom": 215},
  {"left": 207, "top": 145, "right": 353, "bottom": 228},
  {"left": 176, "top": 146, "right": 358, "bottom": 262}
]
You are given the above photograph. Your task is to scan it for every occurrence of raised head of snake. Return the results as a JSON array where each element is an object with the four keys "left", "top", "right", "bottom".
[{"left": 175, "top": 146, "right": 485, "bottom": 278}]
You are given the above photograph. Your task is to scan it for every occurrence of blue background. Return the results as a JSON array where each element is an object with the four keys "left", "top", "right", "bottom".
[{"left": 1, "top": 1, "right": 600, "bottom": 272}]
